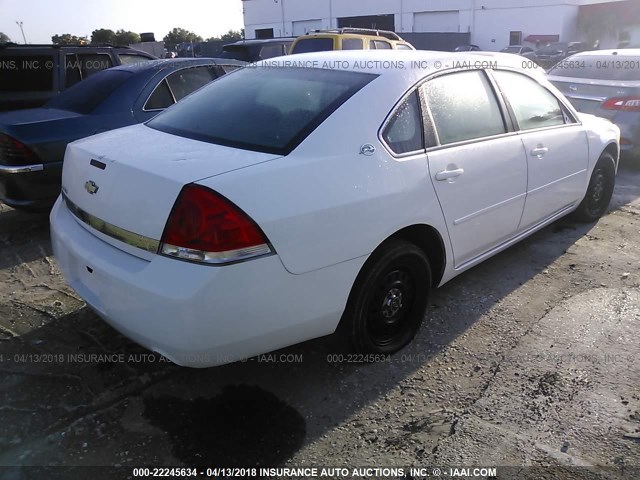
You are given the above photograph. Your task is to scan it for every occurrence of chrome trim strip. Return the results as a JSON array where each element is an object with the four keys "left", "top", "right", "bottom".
[
  {"left": 0, "top": 164, "right": 44, "bottom": 174},
  {"left": 527, "top": 169, "right": 588, "bottom": 196},
  {"left": 566, "top": 94, "right": 607, "bottom": 102},
  {"left": 453, "top": 192, "right": 527, "bottom": 226},
  {"left": 160, "top": 242, "right": 273, "bottom": 265},
  {"left": 62, "top": 193, "right": 160, "bottom": 253}
]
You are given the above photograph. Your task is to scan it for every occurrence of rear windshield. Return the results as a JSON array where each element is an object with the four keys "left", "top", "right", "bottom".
[
  {"left": 148, "top": 66, "right": 377, "bottom": 155},
  {"left": 45, "top": 69, "right": 132, "bottom": 114},
  {"left": 548, "top": 56, "right": 640, "bottom": 81},
  {"left": 0, "top": 54, "right": 55, "bottom": 91},
  {"left": 537, "top": 43, "right": 568, "bottom": 54},
  {"left": 291, "top": 38, "right": 334, "bottom": 54}
]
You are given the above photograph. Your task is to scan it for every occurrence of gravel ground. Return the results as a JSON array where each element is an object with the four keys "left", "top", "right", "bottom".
[{"left": 0, "top": 164, "right": 639, "bottom": 479}]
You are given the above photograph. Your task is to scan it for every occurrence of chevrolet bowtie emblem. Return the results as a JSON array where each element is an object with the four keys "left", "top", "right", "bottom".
[{"left": 85, "top": 180, "right": 99, "bottom": 195}]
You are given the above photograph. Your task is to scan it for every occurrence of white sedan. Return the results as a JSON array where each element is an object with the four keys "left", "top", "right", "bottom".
[{"left": 50, "top": 51, "right": 620, "bottom": 367}]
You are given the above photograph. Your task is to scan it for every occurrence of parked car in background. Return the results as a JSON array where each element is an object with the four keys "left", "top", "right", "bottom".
[
  {"left": 501, "top": 45, "right": 537, "bottom": 61},
  {"left": 616, "top": 41, "right": 640, "bottom": 49},
  {"left": 290, "top": 28, "right": 414, "bottom": 54},
  {"left": 176, "top": 42, "right": 207, "bottom": 58},
  {"left": 0, "top": 58, "right": 244, "bottom": 211},
  {"left": 51, "top": 50, "right": 618, "bottom": 368},
  {"left": 535, "top": 41, "right": 590, "bottom": 69},
  {"left": 219, "top": 38, "right": 294, "bottom": 62},
  {"left": 547, "top": 49, "right": 640, "bottom": 160},
  {"left": 454, "top": 45, "right": 481, "bottom": 52},
  {"left": 0, "top": 44, "right": 156, "bottom": 112}
]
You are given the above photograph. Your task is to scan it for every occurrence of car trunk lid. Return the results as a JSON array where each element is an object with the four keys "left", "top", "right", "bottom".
[
  {"left": 549, "top": 76, "right": 640, "bottom": 117},
  {"left": 61, "top": 124, "right": 281, "bottom": 252}
]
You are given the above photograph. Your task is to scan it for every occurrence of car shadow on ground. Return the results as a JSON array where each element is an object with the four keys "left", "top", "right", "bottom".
[
  {"left": 0, "top": 214, "right": 598, "bottom": 467},
  {"left": 0, "top": 205, "right": 51, "bottom": 270}
]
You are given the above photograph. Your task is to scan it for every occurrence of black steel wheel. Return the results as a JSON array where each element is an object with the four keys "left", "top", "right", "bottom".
[
  {"left": 344, "top": 239, "right": 431, "bottom": 354},
  {"left": 573, "top": 152, "right": 616, "bottom": 223}
]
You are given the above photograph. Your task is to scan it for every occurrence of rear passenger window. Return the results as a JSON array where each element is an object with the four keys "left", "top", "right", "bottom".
[
  {"left": 423, "top": 70, "right": 506, "bottom": 145},
  {"left": 493, "top": 70, "right": 568, "bottom": 130},
  {"left": 145, "top": 79, "right": 174, "bottom": 110},
  {"left": 65, "top": 54, "right": 82, "bottom": 88},
  {"left": 370, "top": 40, "right": 392, "bottom": 50},
  {"left": 166, "top": 66, "right": 216, "bottom": 101},
  {"left": 259, "top": 44, "right": 285, "bottom": 60},
  {"left": 382, "top": 91, "right": 424, "bottom": 155},
  {"left": 342, "top": 38, "right": 363, "bottom": 50},
  {"left": 65, "top": 53, "right": 113, "bottom": 86},
  {"left": 77, "top": 53, "right": 113, "bottom": 79},
  {"left": 291, "top": 38, "right": 334, "bottom": 54}
]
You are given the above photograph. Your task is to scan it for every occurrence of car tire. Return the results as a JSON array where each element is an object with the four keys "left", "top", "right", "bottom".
[
  {"left": 572, "top": 152, "right": 616, "bottom": 223},
  {"left": 344, "top": 239, "right": 431, "bottom": 355}
]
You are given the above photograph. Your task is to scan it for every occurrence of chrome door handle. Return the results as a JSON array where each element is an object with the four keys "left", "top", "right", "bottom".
[
  {"left": 435, "top": 168, "right": 465, "bottom": 181},
  {"left": 530, "top": 145, "right": 549, "bottom": 157}
]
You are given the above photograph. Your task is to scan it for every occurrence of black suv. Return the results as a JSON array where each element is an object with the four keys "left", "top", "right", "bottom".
[
  {"left": 218, "top": 38, "right": 294, "bottom": 62},
  {"left": 535, "top": 42, "right": 591, "bottom": 69},
  {"left": 0, "top": 44, "right": 156, "bottom": 111}
]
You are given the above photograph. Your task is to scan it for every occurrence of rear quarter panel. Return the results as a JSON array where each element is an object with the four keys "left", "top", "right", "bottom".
[{"left": 197, "top": 73, "right": 452, "bottom": 276}]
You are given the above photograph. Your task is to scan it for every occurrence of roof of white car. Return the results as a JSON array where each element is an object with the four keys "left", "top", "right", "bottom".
[
  {"left": 570, "top": 48, "right": 640, "bottom": 57},
  {"left": 258, "top": 49, "right": 544, "bottom": 81}
]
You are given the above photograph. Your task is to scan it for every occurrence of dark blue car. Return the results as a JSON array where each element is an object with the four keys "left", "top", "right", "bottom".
[{"left": 0, "top": 58, "right": 244, "bottom": 211}]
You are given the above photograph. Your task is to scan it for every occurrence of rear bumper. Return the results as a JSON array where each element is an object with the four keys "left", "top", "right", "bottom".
[
  {"left": 0, "top": 163, "right": 44, "bottom": 174},
  {"left": 611, "top": 111, "right": 640, "bottom": 159},
  {"left": 0, "top": 161, "right": 62, "bottom": 210},
  {"left": 50, "top": 197, "right": 362, "bottom": 367}
]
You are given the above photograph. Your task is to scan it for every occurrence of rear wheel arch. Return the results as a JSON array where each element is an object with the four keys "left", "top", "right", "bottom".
[
  {"left": 336, "top": 224, "right": 446, "bottom": 338},
  {"left": 389, "top": 224, "right": 447, "bottom": 288}
]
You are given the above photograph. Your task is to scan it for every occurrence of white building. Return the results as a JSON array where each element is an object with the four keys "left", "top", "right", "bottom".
[{"left": 241, "top": 0, "right": 638, "bottom": 50}]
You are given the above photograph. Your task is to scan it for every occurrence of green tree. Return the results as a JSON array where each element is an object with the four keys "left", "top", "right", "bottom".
[
  {"left": 163, "top": 28, "right": 202, "bottom": 50},
  {"left": 115, "top": 29, "right": 141, "bottom": 45},
  {"left": 51, "top": 33, "right": 89, "bottom": 45},
  {"left": 221, "top": 29, "right": 244, "bottom": 41},
  {"left": 207, "top": 29, "right": 244, "bottom": 42},
  {"left": 0, "top": 32, "right": 10, "bottom": 44},
  {"left": 91, "top": 28, "right": 116, "bottom": 44}
]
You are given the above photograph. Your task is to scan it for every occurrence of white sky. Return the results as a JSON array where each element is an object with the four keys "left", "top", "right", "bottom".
[{"left": 0, "top": 0, "right": 244, "bottom": 44}]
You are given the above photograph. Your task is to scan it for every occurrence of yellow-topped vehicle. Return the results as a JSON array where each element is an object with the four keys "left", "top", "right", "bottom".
[{"left": 290, "top": 28, "right": 415, "bottom": 54}]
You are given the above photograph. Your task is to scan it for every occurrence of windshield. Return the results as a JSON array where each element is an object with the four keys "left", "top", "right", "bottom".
[
  {"left": 148, "top": 66, "right": 377, "bottom": 155},
  {"left": 46, "top": 69, "right": 133, "bottom": 114},
  {"left": 548, "top": 55, "right": 640, "bottom": 81}
]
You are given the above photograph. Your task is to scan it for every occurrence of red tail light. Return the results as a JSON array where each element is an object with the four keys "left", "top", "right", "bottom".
[
  {"left": 159, "top": 184, "right": 272, "bottom": 265},
  {"left": 601, "top": 97, "right": 640, "bottom": 112},
  {"left": 0, "top": 133, "right": 40, "bottom": 165}
]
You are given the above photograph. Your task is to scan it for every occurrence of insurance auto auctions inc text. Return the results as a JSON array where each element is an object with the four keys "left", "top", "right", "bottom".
[{"left": 207, "top": 466, "right": 498, "bottom": 478}]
